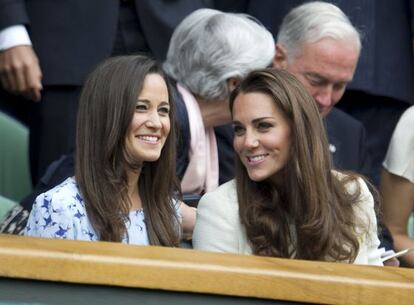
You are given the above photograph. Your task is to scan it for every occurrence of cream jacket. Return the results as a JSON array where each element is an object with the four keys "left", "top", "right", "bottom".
[{"left": 193, "top": 178, "right": 383, "bottom": 266}]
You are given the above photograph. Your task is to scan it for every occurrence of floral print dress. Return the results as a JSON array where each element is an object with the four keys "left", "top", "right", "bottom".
[{"left": 24, "top": 177, "right": 178, "bottom": 245}]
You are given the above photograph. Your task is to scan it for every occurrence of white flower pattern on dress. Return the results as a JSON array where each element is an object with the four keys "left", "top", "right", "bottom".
[{"left": 24, "top": 177, "right": 180, "bottom": 245}]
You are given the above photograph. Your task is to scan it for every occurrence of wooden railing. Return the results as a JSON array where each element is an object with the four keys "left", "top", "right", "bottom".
[{"left": 0, "top": 234, "right": 413, "bottom": 304}]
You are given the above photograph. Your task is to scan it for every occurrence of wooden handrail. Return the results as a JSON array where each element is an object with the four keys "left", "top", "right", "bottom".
[{"left": 0, "top": 234, "right": 413, "bottom": 304}]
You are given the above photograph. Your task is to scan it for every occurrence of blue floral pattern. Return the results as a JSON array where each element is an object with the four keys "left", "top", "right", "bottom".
[{"left": 24, "top": 177, "right": 179, "bottom": 245}]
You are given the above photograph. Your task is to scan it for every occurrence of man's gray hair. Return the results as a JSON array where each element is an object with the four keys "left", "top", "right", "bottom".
[
  {"left": 277, "top": 1, "right": 361, "bottom": 61},
  {"left": 163, "top": 8, "right": 275, "bottom": 101}
]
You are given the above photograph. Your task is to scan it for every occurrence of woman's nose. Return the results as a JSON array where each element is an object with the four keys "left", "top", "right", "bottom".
[
  {"left": 244, "top": 130, "right": 259, "bottom": 148},
  {"left": 145, "top": 112, "right": 162, "bottom": 129}
]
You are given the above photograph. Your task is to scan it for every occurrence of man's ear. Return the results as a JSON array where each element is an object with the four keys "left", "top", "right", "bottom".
[
  {"left": 227, "top": 77, "right": 241, "bottom": 92},
  {"left": 273, "top": 43, "right": 288, "bottom": 69}
]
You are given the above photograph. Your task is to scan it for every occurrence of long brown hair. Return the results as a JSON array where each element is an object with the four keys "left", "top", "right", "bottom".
[
  {"left": 230, "top": 68, "right": 364, "bottom": 262},
  {"left": 75, "top": 55, "right": 180, "bottom": 246}
]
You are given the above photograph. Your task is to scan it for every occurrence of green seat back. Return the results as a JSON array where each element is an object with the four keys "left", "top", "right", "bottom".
[
  {"left": 0, "top": 112, "right": 32, "bottom": 202},
  {"left": 0, "top": 194, "right": 17, "bottom": 222}
]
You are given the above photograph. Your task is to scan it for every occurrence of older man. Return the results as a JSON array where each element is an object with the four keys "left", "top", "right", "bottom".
[{"left": 271, "top": 1, "right": 376, "bottom": 185}]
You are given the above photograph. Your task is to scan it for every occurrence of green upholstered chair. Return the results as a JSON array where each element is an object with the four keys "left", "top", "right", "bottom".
[
  {"left": 0, "top": 194, "right": 17, "bottom": 222},
  {"left": 0, "top": 112, "right": 32, "bottom": 204}
]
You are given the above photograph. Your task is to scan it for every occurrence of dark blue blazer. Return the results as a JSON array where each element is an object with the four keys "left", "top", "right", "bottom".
[{"left": 325, "top": 108, "right": 376, "bottom": 184}]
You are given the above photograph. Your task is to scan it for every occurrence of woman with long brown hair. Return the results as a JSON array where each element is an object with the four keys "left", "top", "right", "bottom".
[
  {"left": 193, "top": 68, "right": 382, "bottom": 265},
  {"left": 24, "top": 55, "right": 194, "bottom": 245}
]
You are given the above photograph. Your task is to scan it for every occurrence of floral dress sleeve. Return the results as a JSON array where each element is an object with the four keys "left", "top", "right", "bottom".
[{"left": 24, "top": 179, "right": 88, "bottom": 240}]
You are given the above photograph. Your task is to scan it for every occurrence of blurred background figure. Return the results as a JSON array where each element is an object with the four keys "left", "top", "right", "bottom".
[{"left": 381, "top": 106, "right": 414, "bottom": 267}]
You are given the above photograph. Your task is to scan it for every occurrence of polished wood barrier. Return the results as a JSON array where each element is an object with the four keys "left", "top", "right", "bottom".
[{"left": 0, "top": 234, "right": 413, "bottom": 305}]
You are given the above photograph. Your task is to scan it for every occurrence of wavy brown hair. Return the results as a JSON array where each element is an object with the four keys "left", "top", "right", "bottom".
[
  {"left": 230, "top": 68, "right": 365, "bottom": 262},
  {"left": 75, "top": 55, "right": 180, "bottom": 246}
]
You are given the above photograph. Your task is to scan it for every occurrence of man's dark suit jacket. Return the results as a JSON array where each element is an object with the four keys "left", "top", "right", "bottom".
[
  {"left": 325, "top": 108, "right": 375, "bottom": 183},
  {"left": 0, "top": 0, "right": 213, "bottom": 86}
]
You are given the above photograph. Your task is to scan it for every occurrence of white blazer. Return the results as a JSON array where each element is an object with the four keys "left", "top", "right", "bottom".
[{"left": 193, "top": 177, "right": 383, "bottom": 266}]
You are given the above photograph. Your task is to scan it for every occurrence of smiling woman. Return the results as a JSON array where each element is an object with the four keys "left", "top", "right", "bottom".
[
  {"left": 232, "top": 91, "right": 291, "bottom": 184},
  {"left": 193, "top": 68, "right": 383, "bottom": 266},
  {"left": 126, "top": 74, "right": 171, "bottom": 164},
  {"left": 23, "top": 55, "right": 195, "bottom": 246}
]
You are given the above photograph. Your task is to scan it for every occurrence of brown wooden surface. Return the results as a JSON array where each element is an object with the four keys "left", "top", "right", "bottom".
[{"left": 0, "top": 234, "right": 413, "bottom": 305}]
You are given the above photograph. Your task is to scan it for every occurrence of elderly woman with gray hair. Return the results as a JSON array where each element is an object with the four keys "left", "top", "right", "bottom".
[{"left": 163, "top": 8, "right": 275, "bottom": 197}]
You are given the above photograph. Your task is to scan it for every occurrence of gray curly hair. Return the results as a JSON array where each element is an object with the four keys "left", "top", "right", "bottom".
[{"left": 163, "top": 8, "right": 275, "bottom": 101}]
